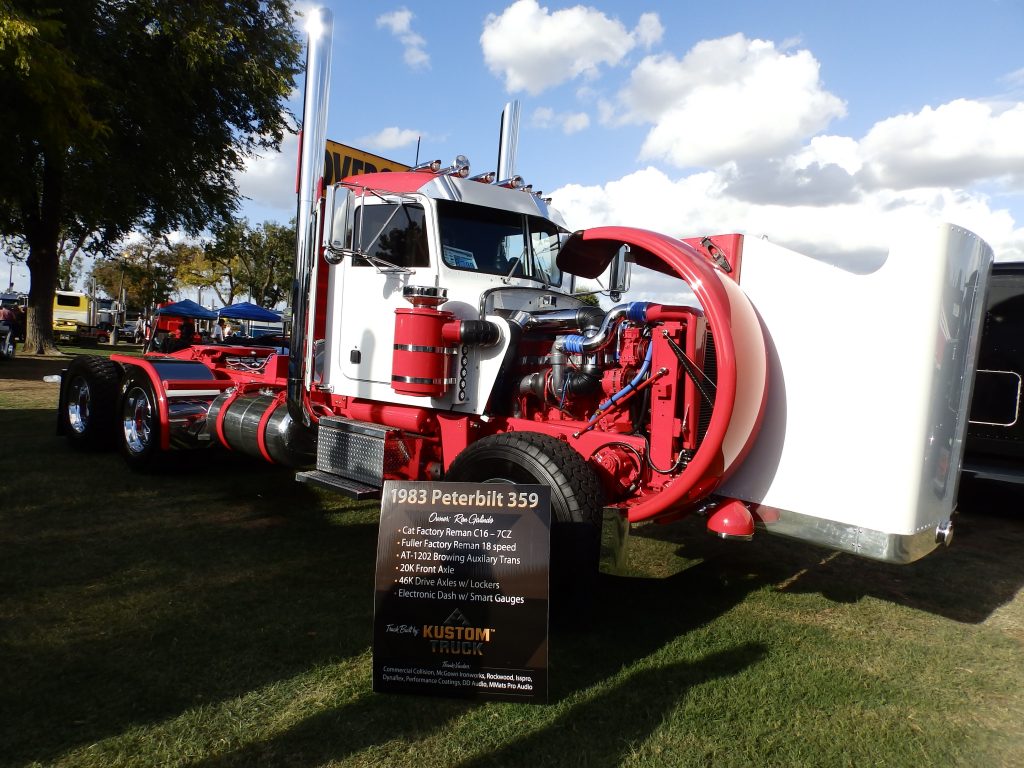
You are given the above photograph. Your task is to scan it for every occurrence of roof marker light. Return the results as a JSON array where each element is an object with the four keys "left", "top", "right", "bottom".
[
  {"left": 412, "top": 159, "right": 442, "bottom": 173},
  {"left": 497, "top": 175, "right": 523, "bottom": 189},
  {"left": 440, "top": 154, "right": 471, "bottom": 178},
  {"left": 470, "top": 171, "right": 496, "bottom": 184}
]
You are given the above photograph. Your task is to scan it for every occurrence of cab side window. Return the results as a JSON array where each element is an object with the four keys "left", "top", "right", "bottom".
[{"left": 353, "top": 203, "right": 429, "bottom": 268}]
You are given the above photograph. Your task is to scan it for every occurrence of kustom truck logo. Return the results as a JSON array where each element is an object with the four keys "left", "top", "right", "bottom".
[{"left": 422, "top": 609, "right": 495, "bottom": 657}]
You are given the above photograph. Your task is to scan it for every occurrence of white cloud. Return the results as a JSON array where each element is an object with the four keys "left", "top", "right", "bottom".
[
  {"left": 359, "top": 127, "right": 421, "bottom": 150},
  {"left": 531, "top": 106, "right": 590, "bottom": 135},
  {"left": 480, "top": 0, "right": 663, "bottom": 95},
  {"left": 793, "top": 135, "right": 863, "bottom": 175},
  {"left": 858, "top": 100, "right": 1024, "bottom": 190},
  {"left": 377, "top": 8, "right": 430, "bottom": 70},
  {"left": 561, "top": 112, "right": 590, "bottom": 134},
  {"left": 550, "top": 164, "right": 1024, "bottom": 279},
  {"left": 236, "top": 131, "right": 299, "bottom": 214},
  {"left": 1002, "top": 67, "right": 1024, "bottom": 88},
  {"left": 616, "top": 34, "right": 846, "bottom": 167},
  {"left": 532, "top": 106, "right": 555, "bottom": 126},
  {"left": 633, "top": 12, "right": 664, "bottom": 48}
]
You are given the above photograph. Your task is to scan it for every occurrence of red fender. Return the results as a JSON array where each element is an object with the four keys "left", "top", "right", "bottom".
[
  {"left": 110, "top": 355, "right": 219, "bottom": 451},
  {"left": 559, "top": 227, "right": 768, "bottom": 522}
]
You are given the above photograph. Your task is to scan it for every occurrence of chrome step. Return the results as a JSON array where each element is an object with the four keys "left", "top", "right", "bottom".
[
  {"left": 316, "top": 416, "right": 398, "bottom": 487},
  {"left": 295, "top": 469, "right": 381, "bottom": 500}
]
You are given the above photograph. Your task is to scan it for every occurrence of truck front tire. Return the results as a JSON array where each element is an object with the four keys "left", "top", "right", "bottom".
[{"left": 446, "top": 432, "right": 604, "bottom": 588}]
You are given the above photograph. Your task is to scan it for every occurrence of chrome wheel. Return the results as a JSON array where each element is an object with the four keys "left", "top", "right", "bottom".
[
  {"left": 61, "top": 356, "right": 120, "bottom": 449},
  {"left": 67, "top": 376, "right": 92, "bottom": 435},
  {"left": 122, "top": 385, "right": 154, "bottom": 455}
]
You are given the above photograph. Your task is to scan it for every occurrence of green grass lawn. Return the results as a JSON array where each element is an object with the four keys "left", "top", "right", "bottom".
[{"left": 1, "top": 354, "right": 1022, "bottom": 767}]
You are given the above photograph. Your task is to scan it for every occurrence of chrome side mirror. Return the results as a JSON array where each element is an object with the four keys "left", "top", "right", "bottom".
[
  {"left": 324, "top": 184, "right": 356, "bottom": 264},
  {"left": 608, "top": 245, "right": 632, "bottom": 302}
]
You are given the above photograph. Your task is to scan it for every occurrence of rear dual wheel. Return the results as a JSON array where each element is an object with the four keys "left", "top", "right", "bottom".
[
  {"left": 119, "top": 373, "right": 160, "bottom": 470},
  {"left": 61, "top": 356, "right": 120, "bottom": 449}
]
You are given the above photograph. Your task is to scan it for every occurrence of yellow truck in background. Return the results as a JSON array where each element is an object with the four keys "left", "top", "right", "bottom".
[{"left": 53, "top": 291, "right": 110, "bottom": 345}]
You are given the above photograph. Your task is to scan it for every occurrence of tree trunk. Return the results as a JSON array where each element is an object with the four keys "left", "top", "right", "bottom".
[
  {"left": 24, "top": 244, "right": 59, "bottom": 355},
  {"left": 23, "top": 149, "right": 64, "bottom": 355}
]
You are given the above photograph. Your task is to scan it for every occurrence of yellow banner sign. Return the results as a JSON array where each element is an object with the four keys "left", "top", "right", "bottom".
[{"left": 325, "top": 140, "right": 410, "bottom": 185}]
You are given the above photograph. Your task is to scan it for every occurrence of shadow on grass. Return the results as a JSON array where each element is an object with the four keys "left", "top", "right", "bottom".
[
  {"left": 190, "top": 642, "right": 767, "bottom": 768},
  {"left": 185, "top": 562, "right": 767, "bottom": 767},
  {"left": 4, "top": 396, "right": 1020, "bottom": 765},
  {"left": 0, "top": 353, "right": 69, "bottom": 382},
  {"left": 456, "top": 643, "right": 767, "bottom": 768},
  {"left": 635, "top": 484, "right": 1024, "bottom": 625},
  {"left": 0, "top": 411, "right": 381, "bottom": 766},
  {"left": 188, "top": 685, "right": 476, "bottom": 767},
  {"left": 0, "top": 346, "right": 142, "bottom": 385}
]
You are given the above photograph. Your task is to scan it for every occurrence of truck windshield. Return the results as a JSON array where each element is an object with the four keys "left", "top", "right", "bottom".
[{"left": 436, "top": 199, "right": 565, "bottom": 287}]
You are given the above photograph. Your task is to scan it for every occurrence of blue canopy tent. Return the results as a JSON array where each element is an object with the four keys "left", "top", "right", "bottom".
[
  {"left": 154, "top": 299, "right": 218, "bottom": 320},
  {"left": 148, "top": 299, "right": 217, "bottom": 352},
  {"left": 218, "top": 302, "right": 282, "bottom": 322}
]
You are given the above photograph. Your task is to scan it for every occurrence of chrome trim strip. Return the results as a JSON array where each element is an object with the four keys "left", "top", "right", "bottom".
[
  {"left": 392, "top": 375, "right": 457, "bottom": 385},
  {"left": 392, "top": 343, "right": 457, "bottom": 355},
  {"left": 755, "top": 506, "right": 945, "bottom": 564},
  {"left": 164, "top": 389, "right": 222, "bottom": 398}
]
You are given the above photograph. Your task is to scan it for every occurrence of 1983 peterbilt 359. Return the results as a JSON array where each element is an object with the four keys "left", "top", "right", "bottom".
[{"left": 57, "top": 8, "right": 994, "bottom": 576}]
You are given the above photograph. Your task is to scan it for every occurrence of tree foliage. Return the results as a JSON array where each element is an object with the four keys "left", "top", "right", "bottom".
[
  {"left": 573, "top": 291, "right": 602, "bottom": 307},
  {"left": 89, "top": 235, "right": 197, "bottom": 313},
  {"left": 183, "top": 218, "right": 246, "bottom": 307},
  {"left": 237, "top": 220, "right": 294, "bottom": 308},
  {"left": 181, "top": 217, "right": 294, "bottom": 308},
  {"left": 0, "top": 1, "right": 301, "bottom": 352}
]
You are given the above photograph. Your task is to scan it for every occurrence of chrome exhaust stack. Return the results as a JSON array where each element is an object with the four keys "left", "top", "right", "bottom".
[
  {"left": 496, "top": 101, "right": 520, "bottom": 181},
  {"left": 288, "top": 7, "right": 333, "bottom": 426}
]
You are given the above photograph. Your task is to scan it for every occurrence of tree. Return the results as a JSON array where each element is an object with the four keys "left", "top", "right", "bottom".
[
  {"left": 3, "top": 229, "right": 95, "bottom": 291},
  {"left": 573, "top": 291, "right": 602, "bottom": 307},
  {"left": 0, "top": 2, "right": 301, "bottom": 353},
  {"left": 180, "top": 217, "right": 294, "bottom": 308},
  {"left": 89, "top": 235, "right": 197, "bottom": 313},
  {"left": 237, "top": 220, "right": 294, "bottom": 308},
  {"left": 1, "top": 234, "right": 27, "bottom": 290},
  {"left": 182, "top": 217, "right": 247, "bottom": 307}
]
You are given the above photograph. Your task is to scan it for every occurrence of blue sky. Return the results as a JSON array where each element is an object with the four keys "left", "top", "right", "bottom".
[
  {"left": 8, "top": 0, "right": 1023, "bottom": 293},
  {"left": 236, "top": 0, "right": 1024, "bottom": 271}
]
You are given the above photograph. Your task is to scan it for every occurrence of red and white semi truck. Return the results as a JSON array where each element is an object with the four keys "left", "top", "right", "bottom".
[{"left": 57, "top": 8, "right": 994, "bottom": 574}]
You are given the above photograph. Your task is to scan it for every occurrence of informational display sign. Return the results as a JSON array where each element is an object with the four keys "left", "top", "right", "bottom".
[
  {"left": 325, "top": 139, "right": 410, "bottom": 185},
  {"left": 373, "top": 481, "right": 551, "bottom": 702}
]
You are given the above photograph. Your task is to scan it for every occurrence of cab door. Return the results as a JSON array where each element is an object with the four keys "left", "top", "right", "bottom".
[{"left": 332, "top": 199, "right": 435, "bottom": 394}]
